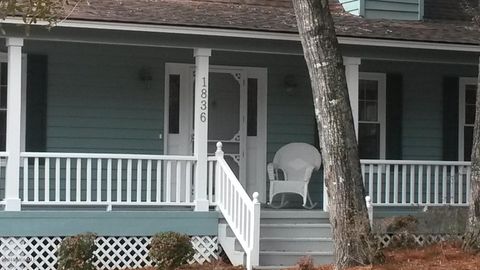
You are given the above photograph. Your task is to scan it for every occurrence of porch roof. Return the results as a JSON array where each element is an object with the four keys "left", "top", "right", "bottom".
[{"left": 53, "top": 0, "right": 480, "bottom": 46}]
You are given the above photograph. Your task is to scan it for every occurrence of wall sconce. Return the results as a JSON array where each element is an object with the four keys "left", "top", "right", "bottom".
[
  {"left": 139, "top": 66, "right": 153, "bottom": 89},
  {"left": 284, "top": 74, "right": 298, "bottom": 95}
]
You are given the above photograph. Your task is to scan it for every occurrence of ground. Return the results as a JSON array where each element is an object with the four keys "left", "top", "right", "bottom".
[
  {"left": 297, "top": 243, "right": 480, "bottom": 270},
  {"left": 129, "top": 242, "right": 480, "bottom": 270}
]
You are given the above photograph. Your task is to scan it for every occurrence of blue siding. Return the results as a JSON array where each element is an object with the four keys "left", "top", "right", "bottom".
[
  {"left": 361, "top": 60, "right": 477, "bottom": 160},
  {"left": 0, "top": 211, "right": 218, "bottom": 237},
  {"left": 339, "top": 0, "right": 423, "bottom": 20}
]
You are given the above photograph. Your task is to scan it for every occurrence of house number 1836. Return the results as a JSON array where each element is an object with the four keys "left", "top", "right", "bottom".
[{"left": 200, "top": 77, "right": 207, "bottom": 122}]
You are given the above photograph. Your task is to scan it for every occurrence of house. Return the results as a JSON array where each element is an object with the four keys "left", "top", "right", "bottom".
[{"left": 0, "top": 0, "right": 479, "bottom": 269}]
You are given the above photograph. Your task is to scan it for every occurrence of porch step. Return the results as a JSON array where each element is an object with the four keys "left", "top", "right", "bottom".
[
  {"left": 260, "top": 223, "right": 331, "bottom": 238},
  {"left": 258, "top": 210, "right": 334, "bottom": 268},
  {"left": 219, "top": 210, "right": 334, "bottom": 268}
]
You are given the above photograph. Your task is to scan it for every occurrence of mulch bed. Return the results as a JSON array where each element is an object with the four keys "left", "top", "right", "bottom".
[
  {"left": 127, "top": 243, "right": 480, "bottom": 270},
  {"left": 304, "top": 242, "right": 480, "bottom": 270}
]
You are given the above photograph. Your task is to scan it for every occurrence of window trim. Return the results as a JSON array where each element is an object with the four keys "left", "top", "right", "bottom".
[
  {"left": 358, "top": 72, "right": 387, "bottom": 160},
  {"left": 458, "top": 77, "right": 477, "bottom": 161}
]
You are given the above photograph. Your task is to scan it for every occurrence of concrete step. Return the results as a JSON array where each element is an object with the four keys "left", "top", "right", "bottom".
[
  {"left": 259, "top": 251, "right": 334, "bottom": 266},
  {"left": 260, "top": 237, "right": 333, "bottom": 252},
  {"left": 260, "top": 223, "right": 331, "bottom": 238}
]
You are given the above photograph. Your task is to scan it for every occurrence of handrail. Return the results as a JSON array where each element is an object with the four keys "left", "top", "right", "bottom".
[
  {"left": 21, "top": 152, "right": 196, "bottom": 161},
  {"left": 361, "top": 159, "right": 471, "bottom": 166},
  {"left": 213, "top": 142, "right": 260, "bottom": 270}
]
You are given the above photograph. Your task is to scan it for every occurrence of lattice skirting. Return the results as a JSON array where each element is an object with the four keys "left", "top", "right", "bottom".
[
  {"left": 0, "top": 236, "right": 221, "bottom": 270},
  {"left": 376, "top": 233, "right": 464, "bottom": 248}
]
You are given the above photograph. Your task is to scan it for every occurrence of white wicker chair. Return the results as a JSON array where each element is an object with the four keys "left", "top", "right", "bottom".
[{"left": 267, "top": 143, "right": 321, "bottom": 209}]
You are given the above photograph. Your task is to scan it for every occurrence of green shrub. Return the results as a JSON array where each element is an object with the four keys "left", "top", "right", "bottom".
[
  {"left": 56, "top": 233, "right": 97, "bottom": 270},
  {"left": 149, "top": 232, "right": 195, "bottom": 270}
]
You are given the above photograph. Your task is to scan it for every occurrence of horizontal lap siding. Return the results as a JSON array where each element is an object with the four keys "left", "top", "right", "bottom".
[
  {"left": 0, "top": 211, "right": 218, "bottom": 236},
  {"left": 361, "top": 60, "right": 477, "bottom": 161},
  {"left": 365, "top": 0, "right": 421, "bottom": 20},
  {"left": 29, "top": 43, "right": 168, "bottom": 155}
]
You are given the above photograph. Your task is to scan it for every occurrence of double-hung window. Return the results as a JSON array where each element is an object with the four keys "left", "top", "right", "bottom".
[
  {"left": 358, "top": 73, "right": 386, "bottom": 159},
  {"left": 459, "top": 77, "right": 477, "bottom": 161}
]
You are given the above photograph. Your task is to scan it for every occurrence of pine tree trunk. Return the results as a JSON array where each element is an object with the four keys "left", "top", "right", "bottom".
[
  {"left": 291, "top": 0, "right": 380, "bottom": 268},
  {"left": 463, "top": 57, "right": 480, "bottom": 252}
]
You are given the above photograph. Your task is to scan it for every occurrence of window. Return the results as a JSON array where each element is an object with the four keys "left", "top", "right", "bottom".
[
  {"left": 358, "top": 73, "right": 386, "bottom": 159},
  {"left": 459, "top": 78, "right": 477, "bottom": 161}
]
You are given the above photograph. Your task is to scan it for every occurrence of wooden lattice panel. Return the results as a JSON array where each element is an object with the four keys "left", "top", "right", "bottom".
[
  {"left": 376, "top": 233, "right": 464, "bottom": 248},
  {"left": 0, "top": 236, "right": 221, "bottom": 270}
]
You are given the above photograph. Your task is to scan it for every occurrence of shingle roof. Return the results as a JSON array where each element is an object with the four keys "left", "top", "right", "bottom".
[{"left": 63, "top": 0, "right": 480, "bottom": 45}]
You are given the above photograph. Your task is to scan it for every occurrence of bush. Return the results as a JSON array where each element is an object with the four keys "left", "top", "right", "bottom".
[
  {"left": 57, "top": 233, "right": 97, "bottom": 270},
  {"left": 149, "top": 232, "right": 195, "bottom": 270}
]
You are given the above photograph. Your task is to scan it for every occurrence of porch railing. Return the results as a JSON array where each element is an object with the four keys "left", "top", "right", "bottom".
[
  {"left": 19, "top": 152, "right": 196, "bottom": 207},
  {"left": 361, "top": 160, "right": 471, "bottom": 206},
  {"left": 211, "top": 142, "right": 260, "bottom": 270}
]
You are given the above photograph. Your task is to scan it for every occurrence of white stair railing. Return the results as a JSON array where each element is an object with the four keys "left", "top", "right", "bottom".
[
  {"left": 213, "top": 142, "right": 260, "bottom": 270},
  {"left": 20, "top": 152, "right": 196, "bottom": 208},
  {"left": 361, "top": 159, "right": 471, "bottom": 206}
]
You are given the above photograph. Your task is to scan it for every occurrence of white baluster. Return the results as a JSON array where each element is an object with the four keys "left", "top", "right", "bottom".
[
  {"left": 23, "top": 158, "right": 28, "bottom": 202},
  {"left": 45, "top": 158, "right": 50, "bottom": 202},
  {"left": 393, "top": 165, "right": 399, "bottom": 204},
  {"left": 385, "top": 164, "right": 390, "bottom": 204},
  {"left": 97, "top": 159, "right": 102, "bottom": 202},
  {"left": 86, "top": 158, "right": 92, "bottom": 202},
  {"left": 127, "top": 159, "right": 132, "bottom": 202},
  {"left": 117, "top": 159, "right": 122, "bottom": 202},
  {"left": 137, "top": 160, "right": 143, "bottom": 202},
  {"left": 76, "top": 159, "right": 81, "bottom": 202},
  {"left": 156, "top": 160, "right": 162, "bottom": 202},
  {"left": 66, "top": 158, "right": 71, "bottom": 202},
  {"left": 176, "top": 161, "right": 181, "bottom": 203},
  {"left": 410, "top": 165, "right": 415, "bottom": 204},
  {"left": 166, "top": 161, "right": 172, "bottom": 202},
  {"left": 55, "top": 158, "right": 60, "bottom": 202},
  {"left": 186, "top": 161, "right": 192, "bottom": 203},
  {"left": 34, "top": 158, "right": 39, "bottom": 202}
]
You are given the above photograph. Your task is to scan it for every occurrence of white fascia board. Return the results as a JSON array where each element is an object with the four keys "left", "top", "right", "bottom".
[{"left": 2, "top": 17, "right": 480, "bottom": 53}]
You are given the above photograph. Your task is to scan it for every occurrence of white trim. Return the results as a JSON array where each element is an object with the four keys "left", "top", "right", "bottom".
[
  {"left": 2, "top": 18, "right": 480, "bottom": 53},
  {"left": 458, "top": 77, "right": 477, "bottom": 161},
  {"left": 164, "top": 63, "right": 268, "bottom": 199},
  {"left": 246, "top": 67, "right": 268, "bottom": 203},
  {"left": 359, "top": 72, "right": 387, "bottom": 160}
]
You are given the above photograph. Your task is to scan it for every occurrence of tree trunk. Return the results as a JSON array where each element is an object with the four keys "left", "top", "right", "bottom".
[
  {"left": 291, "top": 0, "right": 380, "bottom": 268},
  {"left": 463, "top": 57, "right": 480, "bottom": 252}
]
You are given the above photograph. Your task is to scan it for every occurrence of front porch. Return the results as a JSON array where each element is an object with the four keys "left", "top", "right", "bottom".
[{"left": 0, "top": 34, "right": 477, "bottom": 269}]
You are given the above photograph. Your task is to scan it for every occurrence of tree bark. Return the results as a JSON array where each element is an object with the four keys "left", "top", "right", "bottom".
[
  {"left": 463, "top": 57, "right": 480, "bottom": 252},
  {"left": 292, "top": 0, "right": 380, "bottom": 268}
]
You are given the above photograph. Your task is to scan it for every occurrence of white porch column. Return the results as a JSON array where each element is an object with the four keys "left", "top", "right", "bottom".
[
  {"left": 4, "top": 38, "right": 24, "bottom": 211},
  {"left": 344, "top": 57, "right": 361, "bottom": 136},
  {"left": 193, "top": 48, "right": 211, "bottom": 212}
]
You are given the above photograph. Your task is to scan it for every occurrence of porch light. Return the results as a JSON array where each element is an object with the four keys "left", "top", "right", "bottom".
[{"left": 284, "top": 74, "right": 297, "bottom": 95}]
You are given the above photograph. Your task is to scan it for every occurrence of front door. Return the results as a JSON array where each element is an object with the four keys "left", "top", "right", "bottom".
[{"left": 164, "top": 63, "right": 267, "bottom": 200}]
